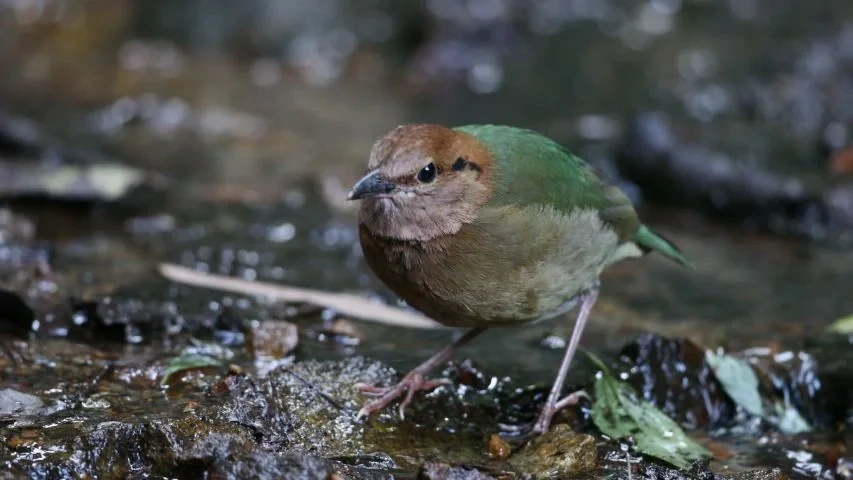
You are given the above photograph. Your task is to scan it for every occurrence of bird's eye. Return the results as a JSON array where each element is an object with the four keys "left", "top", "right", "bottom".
[{"left": 417, "top": 162, "right": 437, "bottom": 183}]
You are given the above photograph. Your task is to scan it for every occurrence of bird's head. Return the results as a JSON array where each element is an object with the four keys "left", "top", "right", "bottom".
[{"left": 348, "top": 124, "right": 493, "bottom": 241}]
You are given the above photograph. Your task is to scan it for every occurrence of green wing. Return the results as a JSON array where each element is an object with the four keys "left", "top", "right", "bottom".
[{"left": 455, "top": 125, "right": 690, "bottom": 267}]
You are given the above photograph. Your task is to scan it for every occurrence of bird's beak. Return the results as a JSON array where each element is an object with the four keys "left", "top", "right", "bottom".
[{"left": 347, "top": 170, "right": 396, "bottom": 200}]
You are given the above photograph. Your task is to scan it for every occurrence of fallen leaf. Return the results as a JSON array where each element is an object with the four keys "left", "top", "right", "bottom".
[
  {"left": 161, "top": 354, "right": 222, "bottom": 386},
  {"left": 159, "top": 263, "right": 442, "bottom": 330},
  {"left": 705, "top": 350, "right": 811, "bottom": 435},
  {"left": 587, "top": 352, "right": 712, "bottom": 470},
  {"left": 827, "top": 314, "right": 853, "bottom": 334},
  {"left": 0, "top": 161, "right": 162, "bottom": 201},
  {"left": 770, "top": 401, "right": 811, "bottom": 435},
  {"left": 705, "top": 350, "right": 763, "bottom": 417}
]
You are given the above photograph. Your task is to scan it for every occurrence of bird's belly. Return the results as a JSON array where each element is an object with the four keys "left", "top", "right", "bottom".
[
  {"left": 387, "top": 251, "right": 588, "bottom": 328},
  {"left": 359, "top": 207, "right": 621, "bottom": 328},
  {"left": 363, "top": 244, "right": 596, "bottom": 328}
]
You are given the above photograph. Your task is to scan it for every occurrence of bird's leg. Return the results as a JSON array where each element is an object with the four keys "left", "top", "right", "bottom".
[
  {"left": 354, "top": 326, "right": 486, "bottom": 420},
  {"left": 532, "top": 283, "right": 599, "bottom": 434},
  {"left": 553, "top": 389, "right": 590, "bottom": 411}
]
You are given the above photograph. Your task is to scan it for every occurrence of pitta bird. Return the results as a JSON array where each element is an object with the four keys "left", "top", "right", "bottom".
[{"left": 347, "top": 124, "right": 690, "bottom": 433}]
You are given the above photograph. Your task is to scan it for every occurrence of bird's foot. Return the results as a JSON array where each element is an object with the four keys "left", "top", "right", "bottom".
[
  {"left": 354, "top": 369, "right": 453, "bottom": 421},
  {"left": 497, "top": 389, "right": 589, "bottom": 438},
  {"left": 531, "top": 389, "right": 589, "bottom": 435}
]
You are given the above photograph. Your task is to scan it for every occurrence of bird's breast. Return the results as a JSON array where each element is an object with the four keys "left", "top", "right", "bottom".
[{"left": 358, "top": 206, "right": 622, "bottom": 327}]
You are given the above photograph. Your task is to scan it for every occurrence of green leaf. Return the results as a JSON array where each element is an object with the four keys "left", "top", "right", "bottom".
[
  {"left": 704, "top": 351, "right": 763, "bottom": 417},
  {"left": 161, "top": 354, "right": 223, "bottom": 385},
  {"left": 705, "top": 350, "right": 811, "bottom": 435},
  {"left": 771, "top": 401, "right": 811, "bottom": 434},
  {"left": 827, "top": 314, "right": 853, "bottom": 334},
  {"left": 587, "top": 353, "right": 712, "bottom": 470}
]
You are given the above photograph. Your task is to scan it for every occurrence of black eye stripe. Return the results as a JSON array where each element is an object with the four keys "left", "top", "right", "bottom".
[{"left": 452, "top": 157, "right": 466, "bottom": 171}]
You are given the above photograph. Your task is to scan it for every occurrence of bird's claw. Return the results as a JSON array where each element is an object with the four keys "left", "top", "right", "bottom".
[
  {"left": 554, "top": 389, "right": 589, "bottom": 411},
  {"left": 531, "top": 389, "right": 589, "bottom": 434},
  {"left": 353, "top": 372, "right": 452, "bottom": 421},
  {"left": 496, "top": 389, "right": 590, "bottom": 439}
]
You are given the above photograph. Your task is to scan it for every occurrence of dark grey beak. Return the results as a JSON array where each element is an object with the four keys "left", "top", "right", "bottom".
[{"left": 347, "top": 170, "right": 396, "bottom": 200}]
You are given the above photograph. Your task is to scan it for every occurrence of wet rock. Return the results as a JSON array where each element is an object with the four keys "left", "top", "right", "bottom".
[
  {"left": 5, "top": 415, "right": 331, "bottom": 479},
  {"left": 0, "top": 110, "right": 54, "bottom": 159},
  {"left": 633, "top": 463, "right": 787, "bottom": 480},
  {"left": 5, "top": 428, "right": 42, "bottom": 449},
  {"left": 509, "top": 424, "right": 596, "bottom": 478},
  {"left": 327, "top": 452, "right": 397, "bottom": 473},
  {"left": 727, "top": 469, "right": 789, "bottom": 480},
  {"left": 619, "top": 334, "right": 736, "bottom": 429},
  {"left": 202, "top": 451, "right": 330, "bottom": 480},
  {"left": 66, "top": 297, "right": 184, "bottom": 345},
  {"left": 213, "top": 305, "right": 246, "bottom": 346},
  {"left": 247, "top": 320, "right": 299, "bottom": 359},
  {"left": 68, "top": 298, "right": 131, "bottom": 343},
  {"left": 212, "top": 356, "right": 395, "bottom": 456},
  {"left": 0, "top": 110, "right": 167, "bottom": 204},
  {"left": 418, "top": 463, "right": 496, "bottom": 480},
  {"left": 0, "top": 289, "right": 34, "bottom": 338},
  {"left": 615, "top": 113, "right": 850, "bottom": 243},
  {"left": 735, "top": 335, "right": 853, "bottom": 431},
  {"left": 752, "top": 440, "right": 836, "bottom": 479},
  {"left": 0, "top": 109, "right": 114, "bottom": 167},
  {"left": 205, "top": 356, "right": 517, "bottom": 471},
  {"left": 0, "top": 389, "right": 44, "bottom": 416}
]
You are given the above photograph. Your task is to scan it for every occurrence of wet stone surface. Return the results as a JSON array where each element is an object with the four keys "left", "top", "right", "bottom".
[
  {"left": 3, "top": 330, "right": 850, "bottom": 478},
  {"left": 508, "top": 424, "right": 597, "bottom": 478},
  {"left": 619, "top": 334, "right": 737, "bottom": 430}
]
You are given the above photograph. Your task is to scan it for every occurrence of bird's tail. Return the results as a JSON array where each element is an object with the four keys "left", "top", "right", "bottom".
[{"left": 633, "top": 225, "right": 692, "bottom": 268}]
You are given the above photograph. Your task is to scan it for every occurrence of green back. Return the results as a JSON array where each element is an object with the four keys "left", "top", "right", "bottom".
[{"left": 454, "top": 124, "right": 691, "bottom": 267}]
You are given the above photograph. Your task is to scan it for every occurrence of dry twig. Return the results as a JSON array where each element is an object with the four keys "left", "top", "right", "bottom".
[{"left": 158, "top": 263, "right": 443, "bottom": 330}]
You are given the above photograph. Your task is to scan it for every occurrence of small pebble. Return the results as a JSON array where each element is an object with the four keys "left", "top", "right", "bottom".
[
  {"left": 488, "top": 433, "right": 512, "bottom": 460},
  {"left": 248, "top": 320, "right": 299, "bottom": 359},
  {"left": 326, "top": 318, "right": 363, "bottom": 343}
]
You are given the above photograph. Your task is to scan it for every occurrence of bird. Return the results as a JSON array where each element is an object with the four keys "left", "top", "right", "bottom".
[{"left": 346, "top": 124, "right": 690, "bottom": 434}]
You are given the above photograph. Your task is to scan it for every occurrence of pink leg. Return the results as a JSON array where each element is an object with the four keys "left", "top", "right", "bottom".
[
  {"left": 532, "top": 284, "right": 599, "bottom": 434},
  {"left": 553, "top": 389, "right": 590, "bottom": 411},
  {"left": 355, "top": 327, "right": 486, "bottom": 420}
]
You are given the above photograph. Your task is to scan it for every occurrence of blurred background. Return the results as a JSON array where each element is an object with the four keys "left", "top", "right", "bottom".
[
  {"left": 1, "top": 0, "right": 851, "bottom": 339},
  {"left": 1, "top": 1, "right": 853, "bottom": 477}
]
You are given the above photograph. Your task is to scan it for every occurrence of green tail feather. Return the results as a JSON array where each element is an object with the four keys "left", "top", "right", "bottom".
[{"left": 634, "top": 225, "right": 692, "bottom": 269}]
